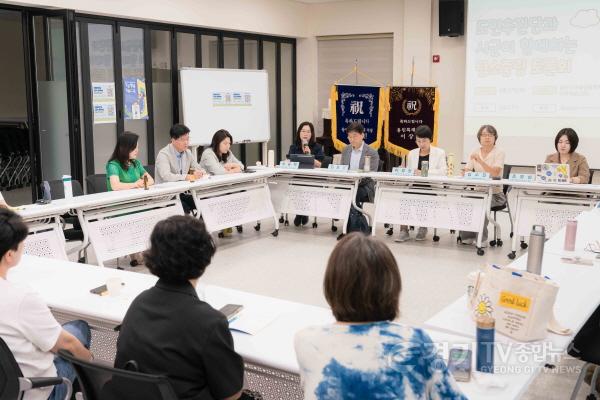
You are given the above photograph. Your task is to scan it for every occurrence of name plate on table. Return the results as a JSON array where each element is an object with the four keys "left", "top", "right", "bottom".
[
  {"left": 509, "top": 173, "right": 535, "bottom": 183},
  {"left": 278, "top": 161, "right": 299, "bottom": 170},
  {"left": 328, "top": 164, "right": 349, "bottom": 172},
  {"left": 464, "top": 171, "right": 490, "bottom": 180},
  {"left": 391, "top": 167, "right": 414, "bottom": 176}
]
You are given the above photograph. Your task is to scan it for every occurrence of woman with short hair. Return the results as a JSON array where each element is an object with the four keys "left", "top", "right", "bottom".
[
  {"left": 115, "top": 216, "right": 245, "bottom": 400},
  {"left": 459, "top": 124, "right": 505, "bottom": 245},
  {"left": 545, "top": 128, "right": 590, "bottom": 184},
  {"left": 294, "top": 233, "right": 466, "bottom": 400},
  {"left": 396, "top": 125, "right": 447, "bottom": 242}
]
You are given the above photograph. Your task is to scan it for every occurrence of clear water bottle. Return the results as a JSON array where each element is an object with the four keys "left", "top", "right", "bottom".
[
  {"left": 363, "top": 156, "right": 371, "bottom": 172},
  {"left": 62, "top": 175, "right": 73, "bottom": 199},
  {"left": 526, "top": 225, "right": 545, "bottom": 275},
  {"left": 41, "top": 181, "right": 52, "bottom": 202}
]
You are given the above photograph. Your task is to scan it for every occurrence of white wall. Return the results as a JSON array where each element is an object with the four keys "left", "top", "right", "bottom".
[
  {"left": 297, "top": 0, "right": 404, "bottom": 126},
  {"left": 7, "top": 0, "right": 468, "bottom": 159},
  {"left": 297, "top": 0, "right": 467, "bottom": 161},
  {"left": 6, "top": 0, "right": 309, "bottom": 37},
  {"left": 430, "top": 0, "right": 466, "bottom": 161}
]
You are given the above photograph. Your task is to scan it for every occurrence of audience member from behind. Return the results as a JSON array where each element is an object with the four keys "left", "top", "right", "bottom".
[
  {"left": 115, "top": 216, "right": 245, "bottom": 400},
  {"left": 0, "top": 208, "right": 92, "bottom": 400},
  {"left": 200, "top": 129, "right": 245, "bottom": 175},
  {"left": 106, "top": 131, "right": 154, "bottom": 191},
  {"left": 545, "top": 128, "right": 590, "bottom": 184},
  {"left": 294, "top": 233, "right": 466, "bottom": 400}
]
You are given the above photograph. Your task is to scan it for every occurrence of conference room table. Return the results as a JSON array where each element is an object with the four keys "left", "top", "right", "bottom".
[
  {"left": 9, "top": 254, "right": 548, "bottom": 400},
  {"left": 505, "top": 180, "right": 600, "bottom": 259},
  {"left": 542, "top": 208, "right": 600, "bottom": 258},
  {"left": 17, "top": 199, "right": 78, "bottom": 260},
  {"left": 425, "top": 209, "right": 600, "bottom": 399},
  {"left": 370, "top": 173, "right": 503, "bottom": 255},
  {"left": 17, "top": 170, "right": 278, "bottom": 266},
  {"left": 268, "top": 168, "right": 365, "bottom": 234},
  {"left": 16, "top": 167, "right": 600, "bottom": 265}
]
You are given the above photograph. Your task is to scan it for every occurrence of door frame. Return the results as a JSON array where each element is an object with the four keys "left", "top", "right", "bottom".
[{"left": 4, "top": 5, "right": 81, "bottom": 201}]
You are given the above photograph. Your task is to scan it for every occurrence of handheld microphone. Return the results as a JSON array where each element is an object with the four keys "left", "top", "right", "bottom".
[{"left": 302, "top": 139, "right": 310, "bottom": 155}]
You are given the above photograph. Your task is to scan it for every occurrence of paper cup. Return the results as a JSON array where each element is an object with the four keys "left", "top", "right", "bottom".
[{"left": 106, "top": 277, "right": 123, "bottom": 297}]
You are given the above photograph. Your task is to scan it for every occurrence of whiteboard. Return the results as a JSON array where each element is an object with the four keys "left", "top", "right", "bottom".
[{"left": 180, "top": 68, "right": 270, "bottom": 146}]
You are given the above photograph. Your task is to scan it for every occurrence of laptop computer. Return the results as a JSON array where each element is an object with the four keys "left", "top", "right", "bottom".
[
  {"left": 536, "top": 163, "right": 570, "bottom": 184},
  {"left": 290, "top": 154, "right": 315, "bottom": 169}
]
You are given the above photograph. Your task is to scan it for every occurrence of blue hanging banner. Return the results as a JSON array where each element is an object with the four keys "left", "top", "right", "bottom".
[{"left": 330, "top": 84, "right": 386, "bottom": 152}]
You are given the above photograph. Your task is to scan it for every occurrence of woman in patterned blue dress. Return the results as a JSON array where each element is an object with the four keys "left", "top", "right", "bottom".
[{"left": 294, "top": 233, "right": 467, "bottom": 400}]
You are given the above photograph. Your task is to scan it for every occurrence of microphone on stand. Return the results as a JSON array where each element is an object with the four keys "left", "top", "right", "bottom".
[{"left": 302, "top": 139, "right": 310, "bottom": 155}]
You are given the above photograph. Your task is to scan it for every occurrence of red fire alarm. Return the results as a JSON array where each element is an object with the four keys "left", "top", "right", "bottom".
[{"left": 432, "top": 55, "right": 440, "bottom": 63}]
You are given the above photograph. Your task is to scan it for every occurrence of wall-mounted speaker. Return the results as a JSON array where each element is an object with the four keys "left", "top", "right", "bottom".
[{"left": 439, "top": 0, "right": 464, "bottom": 37}]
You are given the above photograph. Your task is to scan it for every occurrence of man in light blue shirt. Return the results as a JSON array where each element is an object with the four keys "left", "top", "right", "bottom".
[
  {"left": 339, "top": 122, "right": 380, "bottom": 234},
  {"left": 155, "top": 124, "right": 205, "bottom": 214},
  {"left": 349, "top": 142, "right": 363, "bottom": 171},
  {"left": 341, "top": 122, "right": 379, "bottom": 173}
]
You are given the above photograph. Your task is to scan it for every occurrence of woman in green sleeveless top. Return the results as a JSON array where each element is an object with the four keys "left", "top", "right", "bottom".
[
  {"left": 106, "top": 132, "right": 154, "bottom": 191},
  {"left": 105, "top": 132, "right": 155, "bottom": 266}
]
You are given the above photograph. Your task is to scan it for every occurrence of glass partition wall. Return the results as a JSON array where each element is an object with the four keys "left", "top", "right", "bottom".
[{"left": 0, "top": 4, "right": 295, "bottom": 197}]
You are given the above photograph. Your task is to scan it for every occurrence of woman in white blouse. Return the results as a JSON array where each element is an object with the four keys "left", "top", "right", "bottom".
[
  {"left": 200, "top": 129, "right": 244, "bottom": 175},
  {"left": 396, "top": 125, "right": 447, "bottom": 242},
  {"left": 459, "top": 124, "right": 506, "bottom": 245}
]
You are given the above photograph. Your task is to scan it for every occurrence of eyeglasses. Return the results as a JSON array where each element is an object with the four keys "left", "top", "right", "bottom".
[
  {"left": 480, "top": 133, "right": 495, "bottom": 138},
  {"left": 585, "top": 240, "right": 600, "bottom": 254}
]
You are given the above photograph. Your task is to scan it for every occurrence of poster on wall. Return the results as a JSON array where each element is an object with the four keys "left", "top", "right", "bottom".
[
  {"left": 329, "top": 84, "right": 388, "bottom": 151},
  {"left": 123, "top": 77, "right": 148, "bottom": 120},
  {"left": 91, "top": 82, "right": 116, "bottom": 124},
  {"left": 384, "top": 86, "right": 438, "bottom": 157},
  {"left": 211, "top": 91, "right": 253, "bottom": 107}
]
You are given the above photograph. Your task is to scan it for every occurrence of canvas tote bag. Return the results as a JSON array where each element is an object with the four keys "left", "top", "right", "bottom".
[{"left": 469, "top": 264, "right": 571, "bottom": 341}]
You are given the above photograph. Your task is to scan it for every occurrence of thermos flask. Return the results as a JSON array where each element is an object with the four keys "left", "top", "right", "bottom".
[
  {"left": 476, "top": 316, "right": 495, "bottom": 373},
  {"left": 526, "top": 225, "right": 545, "bottom": 275},
  {"left": 564, "top": 219, "right": 578, "bottom": 252}
]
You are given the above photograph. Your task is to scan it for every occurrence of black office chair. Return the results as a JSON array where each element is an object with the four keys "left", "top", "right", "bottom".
[
  {"left": 85, "top": 174, "right": 108, "bottom": 194},
  {"left": 47, "top": 179, "right": 84, "bottom": 199},
  {"left": 58, "top": 350, "right": 178, "bottom": 400},
  {"left": 0, "top": 337, "right": 72, "bottom": 400},
  {"left": 568, "top": 305, "right": 600, "bottom": 400},
  {"left": 487, "top": 164, "right": 517, "bottom": 247},
  {"left": 320, "top": 156, "right": 333, "bottom": 168},
  {"left": 143, "top": 164, "right": 155, "bottom": 180},
  {"left": 47, "top": 179, "right": 85, "bottom": 242}
]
